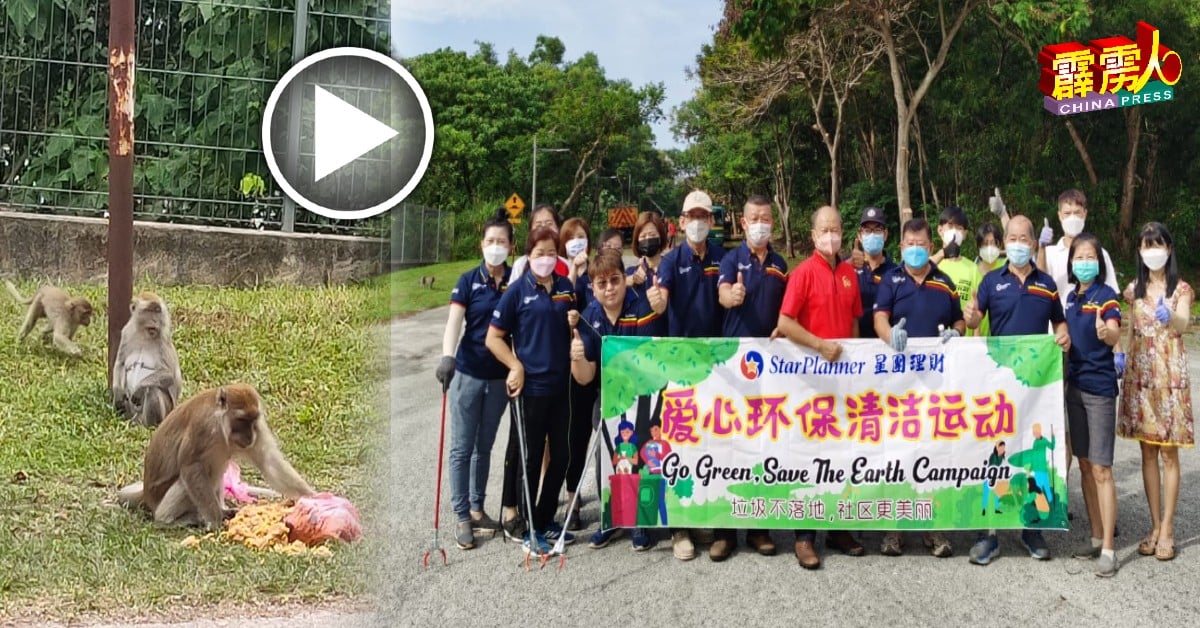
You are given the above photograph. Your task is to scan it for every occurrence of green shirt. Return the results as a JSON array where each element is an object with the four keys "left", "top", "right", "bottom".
[{"left": 939, "top": 257, "right": 983, "bottom": 336}]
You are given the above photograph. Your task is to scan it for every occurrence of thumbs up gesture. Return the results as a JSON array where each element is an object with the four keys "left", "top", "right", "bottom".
[
  {"left": 964, "top": 291, "right": 981, "bottom": 328},
  {"left": 1155, "top": 295, "right": 1171, "bottom": 324},
  {"left": 1094, "top": 307, "right": 1110, "bottom": 341},
  {"left": 730, "top": 271, "right": 747, "bottom": 307},
  {"left": 889, "top": 317, "right": 908, "bottom": 352},
  {"left": 988, "top": 187, "right": 1006, "bottom": 216},
  {"left": 1038, "top": 217, "right": 1054, "bottom": 246},
  {"left": 570, "top": 328, "right": 585, "bottom": 362},
  {"left": 647, "top": 273, "right": 666, "bottom": 313},
  {"left": 567, "top": 309, "right": 580, "bottom": 329}
]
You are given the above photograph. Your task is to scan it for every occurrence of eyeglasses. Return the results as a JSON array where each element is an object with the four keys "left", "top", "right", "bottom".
[{"left": 592, "top": 276, "right": 624, "bottom": 290}]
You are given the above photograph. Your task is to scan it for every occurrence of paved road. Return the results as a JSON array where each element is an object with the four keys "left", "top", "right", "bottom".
[{"left": 371, "top": 306, "right": 1200, "bottom": 627}]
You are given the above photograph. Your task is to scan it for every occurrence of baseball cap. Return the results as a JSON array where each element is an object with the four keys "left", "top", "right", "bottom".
[
  {"left": 859, "top": 207, "right": 885, "bottom": 226},
  {"left": 682, "top": 190, "right": 714, "bottom": 214}
]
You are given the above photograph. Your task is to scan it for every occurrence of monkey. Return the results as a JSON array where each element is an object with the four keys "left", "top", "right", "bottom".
[
  {"left": 111, "top": 292, "right": 182, "bottom": 427},
  {"left": 116, "top": 384, "right": 315, "bottom": 531},
  {"left": 5, "top": 280, "right": 94, "bottom": 357}
]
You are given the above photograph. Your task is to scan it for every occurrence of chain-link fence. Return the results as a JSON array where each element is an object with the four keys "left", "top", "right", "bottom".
[
  {"left": 390, "top": 202, "right": 453, "bottom": 267},
  {"left": 0, "top": 0, "right": 392, "bottom": 238}
]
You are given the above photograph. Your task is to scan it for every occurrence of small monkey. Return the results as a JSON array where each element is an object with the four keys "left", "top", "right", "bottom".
[
  {"left": 117, "top": 384, "right": 314, "bottom": 530},
  {"left": 111, "top": 292, "right": 182, "bottom": 427},
  {"left": 5, "top": 280, "right": 94, "bottom": 357}
]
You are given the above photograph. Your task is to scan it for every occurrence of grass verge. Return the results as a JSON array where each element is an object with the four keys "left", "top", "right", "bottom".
[
  {"left": 0, "top": 279, "right": 386, "bottom": 623},
  {"left": 389, "top": 260, "right": 475, "bottom": 316}
]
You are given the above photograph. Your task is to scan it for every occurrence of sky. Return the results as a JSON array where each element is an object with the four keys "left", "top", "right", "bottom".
[{"left": 390, "top": 0, "right": 724, "bottom": 151}]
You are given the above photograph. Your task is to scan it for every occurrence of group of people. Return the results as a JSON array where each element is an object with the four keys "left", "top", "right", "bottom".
[{"left": 434, "top": 188, "right": 1193, "bottom": 578}]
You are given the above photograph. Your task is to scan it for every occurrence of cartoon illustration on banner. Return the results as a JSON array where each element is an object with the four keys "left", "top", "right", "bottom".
[{"left": 597, "top": 335, "right": 1068, "bottom": 531}]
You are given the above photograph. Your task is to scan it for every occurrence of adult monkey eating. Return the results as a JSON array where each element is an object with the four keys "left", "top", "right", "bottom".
[
  {"left": 5, "top": 280, "right": 94, "bottom": 357},
  {"left": 117, "top": 384, "right": 315, "bottom": 530},
  {"left": 111, "top": 292, "right": 182, "bottom": 427}
]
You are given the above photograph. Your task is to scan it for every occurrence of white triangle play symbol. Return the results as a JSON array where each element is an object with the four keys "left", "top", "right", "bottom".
[{"left": 312, "top": 84, "right": 399, "bottom": 182}]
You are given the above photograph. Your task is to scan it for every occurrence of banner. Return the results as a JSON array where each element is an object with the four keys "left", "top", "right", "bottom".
[{"left": 597, "top": 335, "right": 1067, "bottom": 531}]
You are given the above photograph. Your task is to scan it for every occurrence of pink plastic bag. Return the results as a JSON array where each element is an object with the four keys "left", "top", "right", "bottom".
[
  {"left": 222, "top": 462, "right": 256, "bottom": 504},
  {"left": 284, "top": 493, "right": 364, "bottom": 545}
]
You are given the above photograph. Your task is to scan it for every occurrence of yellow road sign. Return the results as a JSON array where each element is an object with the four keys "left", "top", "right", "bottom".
[{"left": 505, "top": 193, "right": 525, "bottom": 216}]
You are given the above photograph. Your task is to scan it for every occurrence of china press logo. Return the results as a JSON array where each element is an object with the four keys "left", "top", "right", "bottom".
[
  {"left": 1039, "top": 21, "right": 1182, "bottom": 115},
  {"left": 740, "top": 351, "right": 764, "bottom": 380}
]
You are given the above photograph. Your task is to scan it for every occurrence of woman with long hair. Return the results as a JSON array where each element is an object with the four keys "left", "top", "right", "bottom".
[{"left": 1117, "top": 222, "right": 1193, "bottom": 563}]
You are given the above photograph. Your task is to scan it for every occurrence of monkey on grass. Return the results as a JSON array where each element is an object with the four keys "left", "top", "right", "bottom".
[{"left": 5, "top": 280, "right": 94, "bottom": 357}]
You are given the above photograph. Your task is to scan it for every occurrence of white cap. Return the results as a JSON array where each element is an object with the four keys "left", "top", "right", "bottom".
[{"left": 682, "top": 190, "right": 713, "bottom": 213}]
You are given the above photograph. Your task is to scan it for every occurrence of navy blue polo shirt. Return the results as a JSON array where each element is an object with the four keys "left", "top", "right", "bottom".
[
  {"left": 857, "top": 256, "right": 899, "bottom": 338},
  {"left": 657, "top": 240, "right": 724, "bottom": 338},
  {"left": 490, "top": 272, "right": 576, "bottom": 396},
  {"left": 718, "top": 243, "right": 788, "bottom": 337},
  {"left": 1065, "top": 282, "right": 1122, "bottom": 397},
  {"left": 873, "top": 263, "right": 963, "bottom": 338},
  {"left": 976, "top": 265, "right": 1066, "bottom": 336},
  {"left": 626, "top": 262, "right": 668, "bottom": 337},
  {"left": 450, "top": 262, "right": 511, "bottom": 380},
  {"left": 580, "top": 288, "right": 659, "bottom": 367}
]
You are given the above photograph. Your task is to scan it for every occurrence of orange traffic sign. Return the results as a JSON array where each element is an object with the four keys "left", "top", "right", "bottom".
[{"left": 505, "top": 193, "right": 524, "bottom": 214}]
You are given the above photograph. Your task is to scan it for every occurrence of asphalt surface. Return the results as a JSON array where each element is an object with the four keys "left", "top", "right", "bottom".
[{"left": 372, "top": 306, "right": 1200, "bottom": 627}]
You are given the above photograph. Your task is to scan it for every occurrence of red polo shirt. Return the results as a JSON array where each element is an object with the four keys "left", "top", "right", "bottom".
[{"left": 779, "top": 253, "right": 862, "bottom": 339}]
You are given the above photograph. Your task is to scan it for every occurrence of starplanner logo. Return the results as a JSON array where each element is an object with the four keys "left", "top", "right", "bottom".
[
  {"left": 1039, "top": 21, "right": 1181, "bottom": 116},
  {"left": 739, "top": 350, "right": 866, "bottom": 378}
]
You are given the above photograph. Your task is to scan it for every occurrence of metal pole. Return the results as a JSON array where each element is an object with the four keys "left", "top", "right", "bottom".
[
  {"left": 106, "top": 0, "right": 135, "bottom": 387},
  {"left": 531, "top": 133, "right": 538, "bottom": 211},
  {"left": 281, "top": 0, "right": 309, "bottom": 232}
]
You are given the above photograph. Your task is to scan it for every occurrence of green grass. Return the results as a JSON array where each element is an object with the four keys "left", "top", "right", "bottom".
[
  {"left": 389, "top": 260, "right": 476, "bottom": 316},
  {"left": 0, "top": 279, "right": 387, "bottom": 623}
]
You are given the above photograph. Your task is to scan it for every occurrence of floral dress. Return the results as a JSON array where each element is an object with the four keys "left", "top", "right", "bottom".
[{"left": 1117, "top": 280, "right": 1194, "bottom": 446}]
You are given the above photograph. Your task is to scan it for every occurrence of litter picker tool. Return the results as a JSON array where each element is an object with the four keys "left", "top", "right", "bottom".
[
  {"left": 552, "top": 414, "right": 605, "bottom": 570},
  {"left": 510, "top": 395, "right": 548, "bottom": 570},
  {"left": 422, "top": 383, "right": 450, "bottom": 569}
]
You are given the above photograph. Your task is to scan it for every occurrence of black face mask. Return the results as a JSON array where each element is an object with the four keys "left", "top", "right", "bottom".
[
  {"left": 636, "top": 237, "right": 662, "bottom": 257},
  {"left": 944, "top": 241, "right": 961, "bottom": 259}
]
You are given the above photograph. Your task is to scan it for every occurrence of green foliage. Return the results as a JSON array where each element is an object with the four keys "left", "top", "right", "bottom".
[
  {"left": 1, "top": 0, "right": 387, "bottom": 229},
  {"left": 403, "top": 38, "right": 671, "bottom": 247},
  {"left": 0, "top": 280, "right": 385, "bottom": 620}
]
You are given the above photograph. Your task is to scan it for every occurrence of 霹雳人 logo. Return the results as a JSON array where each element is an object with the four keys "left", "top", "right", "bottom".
[{"left": 1039, "top": 21, "right": 1181, "bottom": 116}]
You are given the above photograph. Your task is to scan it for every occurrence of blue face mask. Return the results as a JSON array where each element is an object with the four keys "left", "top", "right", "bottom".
[
  {"left": 861, "top": 233, "right": 885, "bottom": 255},
  {"left": 1072, "top": 259, "right": 1099, "bottom": 282},
  {"left": 902, "top": 245, "right": 929, "bottom": 269},
  {"left": 1006, "top": 243, "right": 1032, "bottom": 267}
]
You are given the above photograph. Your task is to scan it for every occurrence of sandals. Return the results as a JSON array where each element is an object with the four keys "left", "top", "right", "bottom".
[
  {"left": 1155, "top": 536, "right": 1176, "bottom": 561},
  {"left": 1138, "top": 532, "right": 1159, "bottom": 556}
]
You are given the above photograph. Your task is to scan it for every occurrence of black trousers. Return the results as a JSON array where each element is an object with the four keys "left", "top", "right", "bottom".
[
  {"left": 498, "top": 391, "right": 570, "bottom": 530},
  {"left": 564, "top": 380, "right": 597, "bottom": 494}
]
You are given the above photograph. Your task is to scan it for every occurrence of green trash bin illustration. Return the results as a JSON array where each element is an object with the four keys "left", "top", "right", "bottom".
[{"left": 637, "top": 474, "right": 664, "bottom": 526}]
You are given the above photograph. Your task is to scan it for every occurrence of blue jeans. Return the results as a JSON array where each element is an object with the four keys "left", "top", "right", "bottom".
[{"left": 448, "top": 372, "right": 508, "bottom": 521}]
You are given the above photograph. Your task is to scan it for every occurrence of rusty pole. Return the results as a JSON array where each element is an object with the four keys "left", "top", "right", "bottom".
[{"left": 106, "top": 0, "right": 135, "bottom": 387}]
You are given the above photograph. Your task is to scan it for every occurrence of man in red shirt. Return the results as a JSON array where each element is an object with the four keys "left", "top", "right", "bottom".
[{"left": 776, "top": 205, "right": 866, "bottom": 569}]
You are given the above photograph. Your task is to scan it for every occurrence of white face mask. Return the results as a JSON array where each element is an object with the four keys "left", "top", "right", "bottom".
[
  {"left": 482, "top": 244, "right": 509, "bottom": 267},
  {"left": 565, "top": 237, "right": 588, "bottom": 259},
  {"left": 941, "top": 229, "right": 963, "bottom": 246},
  {"left": 1062, "top": 215, "right": 1085, "bottom": 237},
  {"left": 529, "top": 256, "right": 556, "bottom": 278},
  {"left": 685, "top": 219, "right": 710, "bottom": 244},
  {"left": 746, "top": 222, "right": 772, "bottom": 247},
  {"left": 978, "top": 245, "right": 1001, "bottom": 264},
  {"left": 816, "top": 233, "right": 841, "bottom": 256},
  {"left": 1141, "top": 248, "right": 1170, "bottom": 271}
]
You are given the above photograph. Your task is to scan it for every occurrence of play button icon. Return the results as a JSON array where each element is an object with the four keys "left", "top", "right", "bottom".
[{"left": 262, "top": 47, "right": 433, "bottom": 220}]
